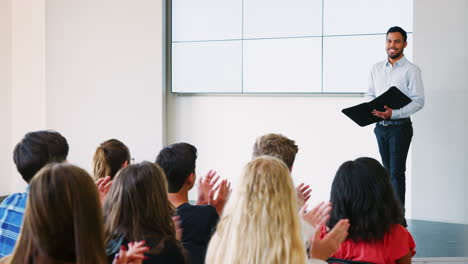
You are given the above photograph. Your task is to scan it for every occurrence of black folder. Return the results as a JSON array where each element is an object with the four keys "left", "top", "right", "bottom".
[{"left": 342, "top": 86, "right": 412, "bottom": 127}]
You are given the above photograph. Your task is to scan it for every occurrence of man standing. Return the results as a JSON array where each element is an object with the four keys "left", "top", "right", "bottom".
[{"left": 368, "top": 26, "right": 425, "bottom": 225}]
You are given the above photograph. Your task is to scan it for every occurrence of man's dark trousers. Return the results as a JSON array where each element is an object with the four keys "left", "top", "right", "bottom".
[{"left": 374, "top": 120, "right": 413, "bottom": 214}]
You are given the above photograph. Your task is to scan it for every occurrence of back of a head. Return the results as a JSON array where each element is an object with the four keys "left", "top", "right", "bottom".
[
  {"left": 328, "top": 157, "right": 403, "bottom": 243},
  {"left": 252, "top": 133, "right": 298, "bottom": 170},
  {"left": 13, "top": 130, "right": 69, "bottom": 183},
  {"left": 155, "top": 142, "right": 197, "bottom": 193},
  {"left": 92, "top": 139, "right": 130, "bottom": 180},
  {"left": 104, "top": 161, "right": 175, "bottom": 243},
  {"left": 206, "top": 156, "right": 305, "bottom": 264},
  {"left": 8, "top": 163, "right": 106, "bottom": 264}
]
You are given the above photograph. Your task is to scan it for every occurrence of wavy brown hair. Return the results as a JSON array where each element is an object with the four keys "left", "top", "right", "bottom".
[
  {"left": 92, "top": 139, "right": 130, "bottom": 180},
  {"left": 103, "top": 161, "right": 179, "bottom": 248},
  {"left": 4, "top": 163, "right": 107, "bottom": 264}
]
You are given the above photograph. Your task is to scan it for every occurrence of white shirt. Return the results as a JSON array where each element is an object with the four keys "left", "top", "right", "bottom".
[
  {"left": 366, "top": 56, "right": 425, "bottom": 119},
  {"left": 301, "top": 219, "right": 327, "bottom": 264}
]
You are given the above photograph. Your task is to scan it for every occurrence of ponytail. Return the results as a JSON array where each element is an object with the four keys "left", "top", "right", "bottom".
[
  {"left": 92, "top": 139, "right": 130, "bottom": 180},
  {"left": 92, "top": 147, "right": 111, "bottom": 181}
]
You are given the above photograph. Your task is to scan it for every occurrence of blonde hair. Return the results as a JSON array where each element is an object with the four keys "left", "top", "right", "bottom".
[
  {"left": 92, "top": 139, "right": 130, "bottom": 180},
  {"left": 6, "top": 163, "right": 107, "bottom": 264},
  {"left": 205, "top": 156, "right": 306, "bottom": 264},
  {"left": 252, "top": 133, "right": 298, "bottom": 169}
]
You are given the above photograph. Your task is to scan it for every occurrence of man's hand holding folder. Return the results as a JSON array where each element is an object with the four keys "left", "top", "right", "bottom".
[
  {"left": 342, "top": 87, "right": 412, "bottom": 127},
  {"left": 372, "top": 105, "right": 393, "bottom": 120}
]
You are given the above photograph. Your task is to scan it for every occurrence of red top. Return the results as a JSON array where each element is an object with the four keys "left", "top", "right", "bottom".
[{"left": 322, "top": 224, "right": 416, "bottom": 264}]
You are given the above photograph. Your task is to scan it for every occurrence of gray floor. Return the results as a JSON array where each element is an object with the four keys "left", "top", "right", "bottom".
[{"left": 407, "top": 219, "right": 468, "bottom": 258}]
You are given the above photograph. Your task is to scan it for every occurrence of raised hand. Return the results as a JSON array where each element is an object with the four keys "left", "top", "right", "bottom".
[
  {"left": 112, "top": 241, "right": 149, "bottom": 264},
  {"left": 95, "top": 176, "right": 112, "bottom": 206},
  {"left": 196, "top": 169, "right": 220, "bottom": 205},
  {"left": 309, "top": 219, "right": 350, "bottom": 261},
  {"left": 296, "top": 183, "right": 312, "bottom": 208},
  {"left": 209, "top": 179, "right": 231, "bottom": 216},
  {"left": 300, "top": 201, "right": 332, "bottom": 229}
]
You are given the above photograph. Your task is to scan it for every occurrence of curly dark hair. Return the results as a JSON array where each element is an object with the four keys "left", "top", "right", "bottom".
[{"left": 328, "top": 157, "right": 403, "bottom": 242}]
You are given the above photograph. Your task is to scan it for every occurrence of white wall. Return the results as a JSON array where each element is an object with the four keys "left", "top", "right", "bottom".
[
  {"left": 7, "top": 0, "right": 47, "bottom": 193},
  {"left": 45, "top": 0, "right": 165, "bottom": 172},
  {"left": 0, "top": 0, "right": 164, "bottom": 195},
  {"left": 412, "top": 0, "right": 468, "bottom": 224},
  {"left": 0, "top": 0, "right": 12, "bottom": 195},
  {"left": 166, "top": 94, "right": 388, "bottom": 206}
]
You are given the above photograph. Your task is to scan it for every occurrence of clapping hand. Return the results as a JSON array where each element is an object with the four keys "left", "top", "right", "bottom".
[
  {"left": 209, "top": 179, "right": 231, "bottom": 216},
  {"left": 112, "top": 241, "right": 149, "bottom": 264},
  {"left": 300, "top": 201, "right": 332, "bottom": 229},
  {"left": 95, "top": 176, "right": 112, "bottom": 206},
  {"left": 196, "top": 170, "right": 220, "bottom": 205},
  {"left": 309, "top": 219, "right": 350, "bottom": 261},
  {"left": 296, "top": 183, "right": 312, "bottom": 208}
]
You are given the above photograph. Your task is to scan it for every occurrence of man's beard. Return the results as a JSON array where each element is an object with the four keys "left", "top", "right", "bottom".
[{"left": 388, "top": 49, "right": 403, "bottom": 59}]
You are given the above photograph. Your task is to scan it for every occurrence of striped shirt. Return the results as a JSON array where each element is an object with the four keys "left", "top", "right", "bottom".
[{"left": 0, "top": 187, "right": 29, "bottom": 257}]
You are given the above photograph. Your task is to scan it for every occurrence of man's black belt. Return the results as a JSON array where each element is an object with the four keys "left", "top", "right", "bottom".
[{"left": 377, "top": 118, "right": 411, "bottom": 126}]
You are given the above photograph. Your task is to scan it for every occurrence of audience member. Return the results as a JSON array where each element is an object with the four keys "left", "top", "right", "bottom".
[
  {"left": 156, "top": 143, "right": 230, "bottom": 264},
  {"left": 252, "top": 133, "right": 312, "bottom": 206},
  {"left": 206, "top": 156, "right": 349, "bottom": 264},
  {"left": 252, "top": 133, "right": 330, "bottom": 246},
  {"left": 93, "top": 139, "right": 130, "bottom": 180},
  {"left": 104, "top": 161, "right": 186, "bottom": 264},
  {"left": 0, "top": 163, "right": 147, "bottom": 264},
  {"left": 93, "top": 139, "right": 131, "bottom": 205},
  {"left": 324, "top": 157, "right": 415, "bottom": 264},
  {"left": 0, "top": 130, "right": 69, "bottom": 257}
]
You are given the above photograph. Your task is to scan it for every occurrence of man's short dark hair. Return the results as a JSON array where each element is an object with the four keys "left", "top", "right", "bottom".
[
  {"left": 13, "top": 130, "right": 69, "bottom": 183},
  {"left": 155, "top": 143, "right": 197, "bottom": 193},
  {"left": 387, "top": 26, "right": 407, "bottom": 42}
]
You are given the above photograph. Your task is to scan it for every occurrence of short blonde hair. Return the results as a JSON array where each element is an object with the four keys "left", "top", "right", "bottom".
[
  {"left": 252, "top": 133, "right": 298, "bottom": 169},
  {"left": 205, "top": 156, "right": 306, "bottom": 264}
]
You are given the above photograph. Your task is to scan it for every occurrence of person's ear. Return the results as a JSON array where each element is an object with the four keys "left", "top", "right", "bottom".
[
  {"left": 122, "top": 160, "right": 129, "bottom": 168},
  {"left": 186, "top": 172, "right": 196, "bottom": 187}
]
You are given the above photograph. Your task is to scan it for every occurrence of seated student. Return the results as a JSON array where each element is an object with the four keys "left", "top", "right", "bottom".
[
  {"left": 156, "top": 143, "right": 230, "bottom": 264},
  {"left": 104, "top": 161, "right": 187, "bottom": 264},
  {"left": 0, "top": 130, "right": 69, "bottom": 258},
  {"left": 92, "top": 139, "right": 131, "bottom": 205},
  {"left": 252, "top": 133, "right": 312, "bottom": 206},
  {"left": 252, "top": 133, "right": 331, "bottom": 244},
  {"left": 93, "top": 139, "right": 131, "bottom": 180},
  {"left": 0, "top": 163, "right": 147, "bottom": 264},
  {"left": 324, "top": 157, "right": 416, "bottom": 264},
  {"left": 206, "top": 156, "right": 350, "bottom": 264}
]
